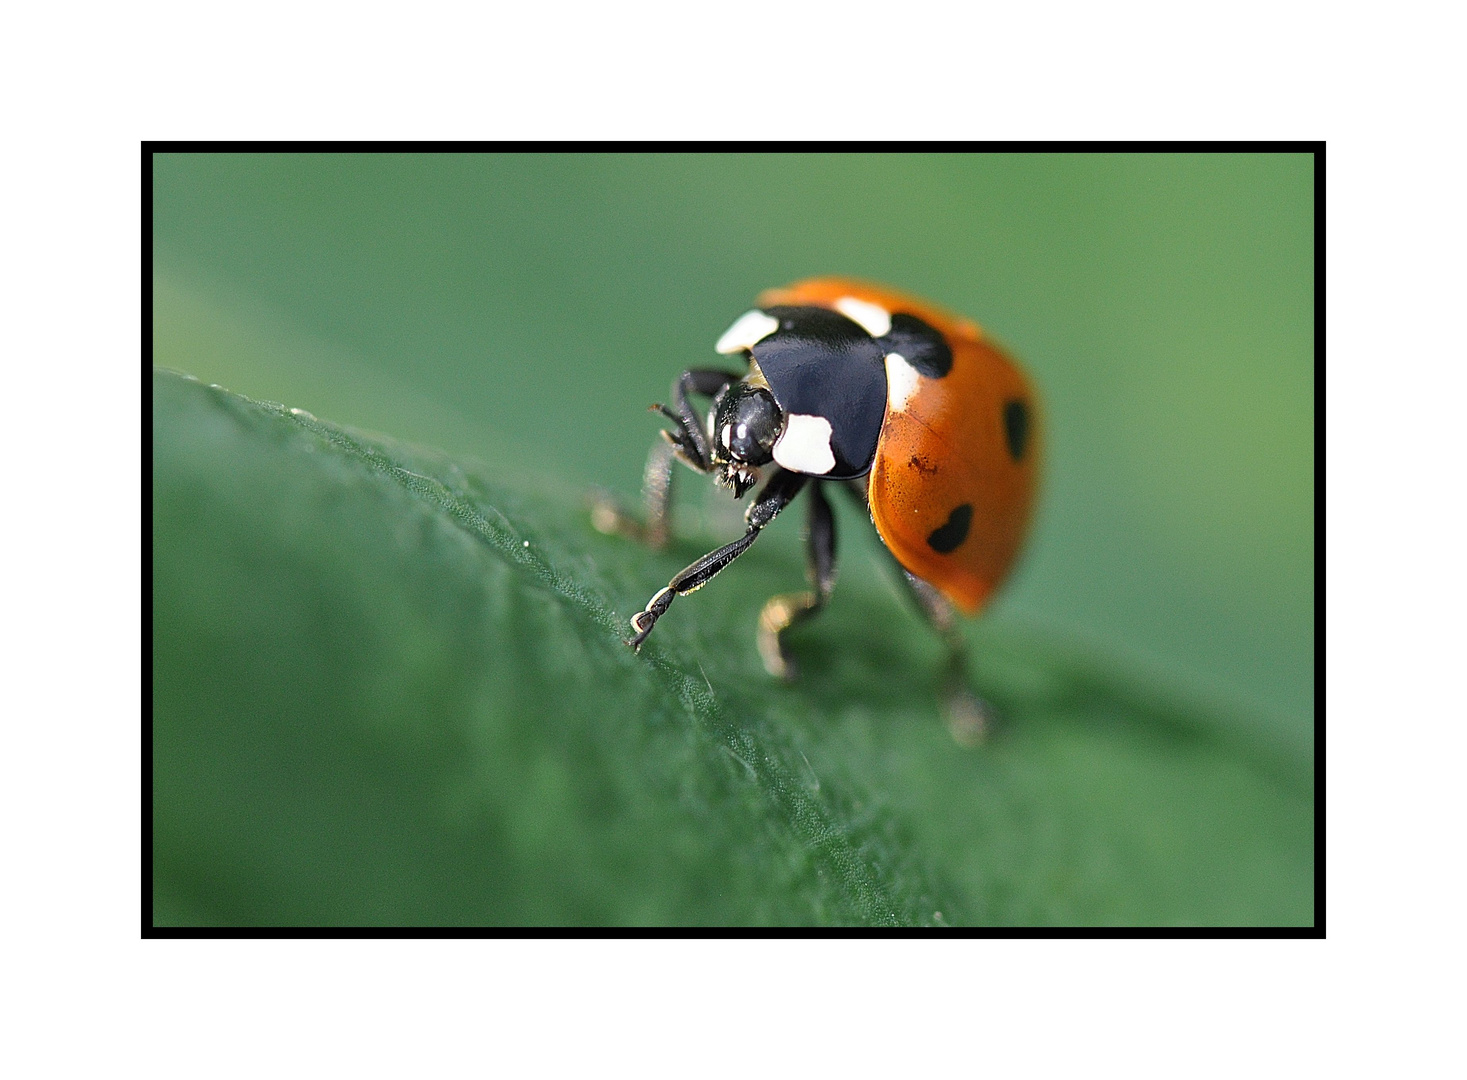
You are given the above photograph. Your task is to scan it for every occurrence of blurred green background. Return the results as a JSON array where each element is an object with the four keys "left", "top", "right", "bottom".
[{"left": 152, "top": 153, "right": 1314, "bottom": 926}]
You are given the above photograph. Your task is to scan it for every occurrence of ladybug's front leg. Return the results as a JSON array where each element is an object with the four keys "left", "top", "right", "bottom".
[
  {"left": 590, "top": 368, "right": 740, "bottom": 548},
  {"left": 627, "top": 468, "right": 806, "bottom": 649},
  {"left": 756, "top": 481, "right": 837, "bottom": 680},
  {"left": 591, "top": 438, "right": 679, "bottom": 548}
]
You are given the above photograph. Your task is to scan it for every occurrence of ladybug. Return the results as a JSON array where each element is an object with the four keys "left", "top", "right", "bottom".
[{"left": 592, "top": 277, "right": 1040, "bottom": 741}]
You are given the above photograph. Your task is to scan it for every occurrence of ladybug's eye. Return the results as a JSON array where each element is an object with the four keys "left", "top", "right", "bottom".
[{"left": 713, "top": 384, "right": 783, "bottom": 465}]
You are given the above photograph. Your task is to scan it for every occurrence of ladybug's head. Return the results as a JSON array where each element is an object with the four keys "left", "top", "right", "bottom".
[{"left": 709, "top": 381, "right": 784, "bottom": 499}]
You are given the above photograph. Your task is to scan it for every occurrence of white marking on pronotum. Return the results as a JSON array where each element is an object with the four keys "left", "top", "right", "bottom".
[
  {"left": 772, "top": 413, "right": 836, "bottom": 474},
  {"left": 721, "top": 423, "right": 733, "bottom": 449},
  {"left": 884, "top": 351, "right": 921, "bottom": 412},
  {"left": 834, "top": 296, "right": 892, "bottom": 338},
  {"left": 715, "top": 310, "right": 780, "bottom": 354}
]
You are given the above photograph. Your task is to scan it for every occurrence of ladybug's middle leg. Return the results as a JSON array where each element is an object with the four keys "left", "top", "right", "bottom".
[
  {"left": 756, "top": 481, "right": 837, "bottom": 681},
  {"left": 590, "top": 368, "right": 740, "bottom": 548}
]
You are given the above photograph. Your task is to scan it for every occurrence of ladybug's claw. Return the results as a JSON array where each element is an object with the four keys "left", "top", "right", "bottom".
[
  {"left": 942, "top": 685, "right": 998, "bottom": 746},
  {"left": 627, "top": 588, "right": 674, "bottom": 650}
]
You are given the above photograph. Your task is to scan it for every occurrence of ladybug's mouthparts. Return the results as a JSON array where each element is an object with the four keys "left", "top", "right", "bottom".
[{"left": 717, "top": 463, "right": 759, "bottom": 499}]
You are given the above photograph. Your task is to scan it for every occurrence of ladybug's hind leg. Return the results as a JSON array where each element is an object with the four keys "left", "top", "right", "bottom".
[
  {"left": 841, "top": 480, "right": 996, "bottom": 745},
  {"left": 757, "top": 482, "right": 837, "bottom": 681},
  {"left": 590, "top": 367, "right": 740, "bottom": 549},
  {"left": 896, "top": 571, "right": 998, "bottom": 746}
]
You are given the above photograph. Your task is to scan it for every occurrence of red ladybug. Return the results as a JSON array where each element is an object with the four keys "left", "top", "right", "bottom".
[{"left": 592, "top": 278, "right": 1040, "bottom": 741}]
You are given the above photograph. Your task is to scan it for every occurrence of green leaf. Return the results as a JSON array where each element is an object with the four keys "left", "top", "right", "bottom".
[{"left": 152, "top": 368, "right": 1313, "bottom": 926}]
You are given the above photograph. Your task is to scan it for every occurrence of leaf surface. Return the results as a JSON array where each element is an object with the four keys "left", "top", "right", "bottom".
[{"left": 152, "top": 369, "right": 1313, "bottom": 926}]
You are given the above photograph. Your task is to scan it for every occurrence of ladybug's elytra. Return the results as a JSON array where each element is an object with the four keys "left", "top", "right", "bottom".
[{"left": 591, "top": 277, "right": 1040, "bottom": 741}]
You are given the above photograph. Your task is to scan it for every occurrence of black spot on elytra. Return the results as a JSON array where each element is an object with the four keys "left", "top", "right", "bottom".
[
  {"left": 927, "top": 503, "right": 972, "bottom": 554},
  {"left": 879, "top": 313, "right": 953, "bottom": 378},
  {"left": 1003, "top": 399, "right": 1030, "bottom": 462}
]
